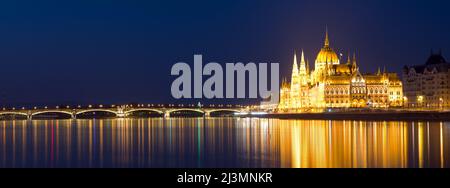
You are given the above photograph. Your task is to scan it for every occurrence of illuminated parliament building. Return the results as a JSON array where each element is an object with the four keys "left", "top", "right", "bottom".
[{"left": 278, "top": 30, "right": 403, "bottom": 112}]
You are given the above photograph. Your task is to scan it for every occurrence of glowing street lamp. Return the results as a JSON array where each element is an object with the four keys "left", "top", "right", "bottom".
[
  {"left": 417, "top": 96, "right": 424, "bottom": 108},
  {"left": 403, "top": 96, "right": 408, "bottom": 108}
]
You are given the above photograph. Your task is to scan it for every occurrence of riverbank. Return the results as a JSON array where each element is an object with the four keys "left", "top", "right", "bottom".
[{"left": 241, "top": 111, "right": 450, "bottom": 121}]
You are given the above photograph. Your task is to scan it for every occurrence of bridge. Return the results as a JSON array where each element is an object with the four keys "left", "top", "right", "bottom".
[{"left": 0, "top": 104, "right": 247, "bottom": 120}]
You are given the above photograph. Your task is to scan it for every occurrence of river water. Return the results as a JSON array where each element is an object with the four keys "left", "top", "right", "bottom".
[{"left": 0, "top": 118, "right": 449, "bottom": 168}]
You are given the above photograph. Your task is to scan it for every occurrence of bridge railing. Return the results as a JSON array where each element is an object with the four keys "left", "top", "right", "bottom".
[{"left": 0, "top": 104, "right": 249, "bottom": 119}]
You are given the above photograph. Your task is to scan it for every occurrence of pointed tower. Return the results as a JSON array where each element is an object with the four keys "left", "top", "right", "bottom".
[
  {"left": 298, "top": 50, "right": 310, "bottom": 108},
  {"left": 306, "top": 59, "right": 310, "bottom": 74},
  {"left": 382, "top": 66, "right": 388, "bottom": 80},
  {"left": 346, "top": 53, "right": 351, "bottom": 65},
  {"left": 299, "top": 50, "right": 307, "bottom": 75},
  {"left": 281, "top": 78, "right": 287, "bottom": 88},
  {"left": 290, "top": 52, "right": 301, "bottom": 109},
  {"left": 299, "top": 50, "right": 309, "bottom": 87},
  {"left": 291, "top": 51, "right": 299, "bottom": 87},
  {"left": 352, "top": 52, "right": 358, "bottom": 72},
  {"left": 324, "top": 26, "right": 330, "bottom": 47},
  {"left": 278, "top": 77, "right": 290, "bottom": 111}
]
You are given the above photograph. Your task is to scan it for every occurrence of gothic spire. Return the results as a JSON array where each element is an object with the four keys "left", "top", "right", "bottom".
[
  {"left": 306, "top": 59, "right": 310, "bottom": 74},
  {"left": 324, "top": 26, "right": 330, "bottom": 47},
  {"left": 301, "top": 49, "right": 305, "bottom": 63},
  {"left": 292, "top": 51, "right": 299, "bottom": 76},
  {"left": 346, "top": 53, "right": 351, "bottom": 64},
  {"left": 299, "top": 49, "right": 307, "bottom": 74}
]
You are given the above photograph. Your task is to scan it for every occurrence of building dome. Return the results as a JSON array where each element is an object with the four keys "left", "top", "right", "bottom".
[
  {"left": 316, "top": 46, "right": 339, "bottom": 64},
  {"left": 315, "top": 29, "right": 339, "bottom": 70}
]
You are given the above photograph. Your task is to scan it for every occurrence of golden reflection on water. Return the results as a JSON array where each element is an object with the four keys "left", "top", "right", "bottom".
[
  {"left": 0, "top": 118, "right": 449, "bottom": 168},
  {"left": 234, "top": 119, "right": 450, "bottom": 168}
]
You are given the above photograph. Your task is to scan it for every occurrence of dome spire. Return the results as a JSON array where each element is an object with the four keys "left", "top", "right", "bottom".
[{"left": 324, "top": 26, "right": 330, "bottom": 47}]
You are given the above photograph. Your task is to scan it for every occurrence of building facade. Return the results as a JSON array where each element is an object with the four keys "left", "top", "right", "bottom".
[
  {"left": 402, "top": 52, "right": 450, "bottom": 109},
  {"left": 278, "top": 30, "right": 403, "bottom": 112}
]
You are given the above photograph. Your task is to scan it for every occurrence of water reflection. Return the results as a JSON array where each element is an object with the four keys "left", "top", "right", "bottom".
[{"left": 0, "top": 118, "right": 449, "bottom": 168}]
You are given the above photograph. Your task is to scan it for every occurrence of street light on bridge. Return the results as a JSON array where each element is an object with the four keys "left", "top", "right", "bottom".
[
  {"left": 403, "top": 96, "right": 408, "bottom": 108},
  {"left": 417, "top": 95, "right": 424, "bottom": 108}
]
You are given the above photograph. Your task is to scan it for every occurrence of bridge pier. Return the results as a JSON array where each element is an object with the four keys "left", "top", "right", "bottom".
[
  {"left": 71, "top": 113, "right": 76, "bottom": 119},
  {"left": 27, "top": 115, "right": 32, "bottom": 121},
  {"left": 204, "top": 111, "right": 210, "bottom": 117},
  {"left": 164, "top": 111, "right": 170, "bottom": 118},
  {"left": 117, "top": 113, "right": 127, "bottom": 118}
]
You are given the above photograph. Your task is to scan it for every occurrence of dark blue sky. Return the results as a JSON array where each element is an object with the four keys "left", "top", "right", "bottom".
[{"left": 0, "top": 0, "right": 449, "bottom": 106}]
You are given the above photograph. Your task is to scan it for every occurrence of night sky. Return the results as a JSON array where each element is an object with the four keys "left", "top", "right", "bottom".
[{"left": 0, "top": 0, "right": 449, "bottom": 106}]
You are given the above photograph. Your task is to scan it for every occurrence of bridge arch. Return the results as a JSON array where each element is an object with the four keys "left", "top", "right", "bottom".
[
  {"left": 32, "top": 110, "right": 73, "bottom": 117},
  {"left": 205, "top": 109, "right": 242, "bottom": 113},
  {"left": 0, "top": 112, "right": 29, "bottom": 117},
  {"left": 124, "top": 108, "right": 164, "bottom": 114},
  {"left": 76, "top": 109, "right": 118, "bottom": 116},
  {"left": 166, "top": 108, "right": 205, "bottom": 114}
]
